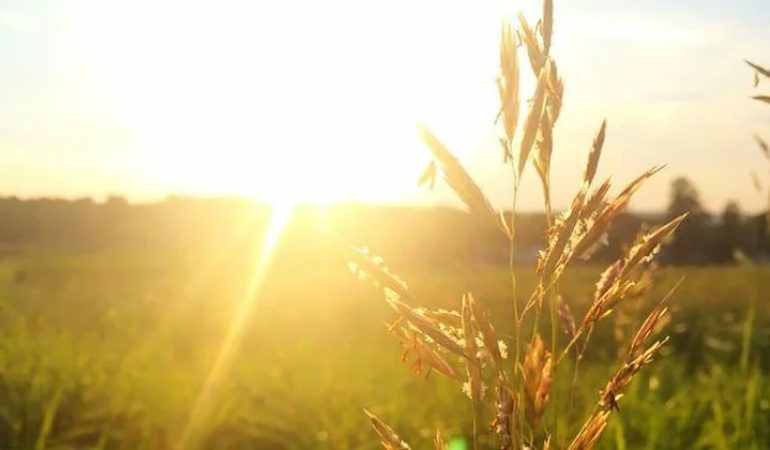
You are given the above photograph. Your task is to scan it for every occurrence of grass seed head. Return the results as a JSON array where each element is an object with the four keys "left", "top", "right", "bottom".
[
  {"left": 518, "top": 13, "right": 545, "bottom": 75},
  {"left": 746, "top": 59, "right": 770, "bottom": 80},
  {"left": 364, "top": 410, "right": 412, "bottom": 450},
  {"left": 492, "top": 377, "right": 516, "bottom": 450},
  {"left": 462, "top": 295, "right": 484, "bottom": 403},
  {"left": 600, "top": 338, "right": 669, "bottom": 412},
  {"left": 519, "top": 63, "right": 550, "bottom": 177},
  {"left": 556, "top": 295, "right": 577, "bottom": 341},
  {"left": 468, "top": 293, "right": 505, "bottom": 372},
  {"left": 628, "top": 278, "right": 682, "bottom": 356},
  {"left": 418, "top": 124, "right": 505, "bottom": 236},
  {"left": 541, "top": 0, "right": 553, "bottom": 55},
  {"left": 434, "top": 429, "right": 447, "bottom": 450},
  {"left": 546, "top": 59, "right": 564, "bottom": 124},
  {"left": 418, "top": 161, "right": 437, "bottom": 189},
  {"left": 568, "top": 411, "right": 610, "bottom": 450},
  {"left": 391, "top": 326, "right": 461, "bottom": 381},
  {"left": 521, "top": 334, "right": 553, "bottom": 431},
  {"left": 619, "top": 213, "right": 688, "bottom": 279},
  {"left": 498, "top": 20, "right": 521, "bottom": 152},
  {"left": 387, "top": 298, "right": 469, "bottom": 359},
  {"left": 570, "top": 166, "right": 663, "bottom": 261},
  {"left": 581, "top": 177, "right": 612, "bottom": 221},
  {"left": 583, "top": 120, "right": 607, "bottom": 187},
  {"left": 534, "top": 109, "right": 554, "bottom": 207}
]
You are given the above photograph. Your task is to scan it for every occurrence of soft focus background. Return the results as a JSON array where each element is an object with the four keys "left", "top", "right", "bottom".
[{"left": 0, "top": 200, "right": 764, "bottom": 449}]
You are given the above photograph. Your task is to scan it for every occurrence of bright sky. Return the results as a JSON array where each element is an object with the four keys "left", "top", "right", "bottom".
[{"left": 1, "top": 0, "right": 770, "bottom": 212}]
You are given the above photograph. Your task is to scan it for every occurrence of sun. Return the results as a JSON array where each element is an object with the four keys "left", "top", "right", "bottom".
[
  {"left": 62, "top": 0, "right": 544, "bottom": 206},
  {"left": 63, "top": 0, "right": 433, "bottom": 205}
]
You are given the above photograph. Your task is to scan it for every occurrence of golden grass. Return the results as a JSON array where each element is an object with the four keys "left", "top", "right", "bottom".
[{"left": 342, "top": 2, "right": 689, "bottom": 449}]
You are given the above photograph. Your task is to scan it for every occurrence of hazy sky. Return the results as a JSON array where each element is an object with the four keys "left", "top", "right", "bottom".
[{"left": 1, "top": 0, "right": 770, "bottom": 213}]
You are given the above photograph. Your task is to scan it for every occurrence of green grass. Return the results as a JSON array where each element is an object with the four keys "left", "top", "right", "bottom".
[{"left": 0, "top": 249, "right": 766, "bottom": 449}]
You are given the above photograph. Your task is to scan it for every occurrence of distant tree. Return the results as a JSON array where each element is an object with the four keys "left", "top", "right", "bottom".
[
  {"left": 667, "top": 177, "right": 705, "bottom": 217},
  {"left": 664, "top": 177, "right": 711, "bottom": 264},
  {"left": 105, "top": 195, "right": 129, "bottom": 207},
  {"left": 714, "top": 201, "right": 742, "bottom": 262},
  {"left": 74, "top": 197, "right": 94, "bottom": 205},
  {"left": 721, "top": 201, "right": 741, "bottom": 229}
]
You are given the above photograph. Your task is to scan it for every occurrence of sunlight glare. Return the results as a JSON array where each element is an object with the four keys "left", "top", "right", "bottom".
[
  {"left": 63, "top": 0, "right": 541, "bottom": 206},
  {"left": 175, "top": 201, "right": 294, "bottom": 449}
]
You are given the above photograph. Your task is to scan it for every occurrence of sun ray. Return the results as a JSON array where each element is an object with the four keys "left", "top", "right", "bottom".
[{"left": 175, "top": 201, "right": 294, "bottom": 450}]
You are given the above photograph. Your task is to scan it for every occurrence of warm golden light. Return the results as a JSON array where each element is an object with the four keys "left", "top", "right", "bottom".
[
  {"left": 60, "top": 0, "right": 547, "bottom": 206},
  {"left": 176, "top": 202, "right": 293, "bottom": 449},
  {"left": 0, "top": 0, "right": 767, "bottom": 448}
]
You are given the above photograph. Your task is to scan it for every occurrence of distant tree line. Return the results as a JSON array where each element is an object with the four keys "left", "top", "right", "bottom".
[
  {"left": 659, "top": 176, "right": 770, "bottom": 264},
  {"left": 0, "top": 178, "right": 764, "bottom": 266}
]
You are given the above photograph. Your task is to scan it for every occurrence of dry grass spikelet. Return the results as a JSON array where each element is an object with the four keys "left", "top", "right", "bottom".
[
  {"left": 583, "top": 120, "right": 607, "bottom": 187},
  {"left": 562, "top": 217, "right": 684, "bottom": 359},
  {"left": 364, "top": 410, "right": 412, "bottom": 450},
  {"left": 580, "top": 178, "right": 611, "bottom": 222},
  {"left": 599, "top": 338, "right": 669, "bottom": 412},
  {"left": 518, "top": 13, "right": 545, "bottom": 75},
  {"left": 391, "top": 326, "right": 461, "bottom": 381},
  {"left": 610, "top": 258, "right": 657, "bottom": 353},
  {"left": 536, "top": 122, "right": 613, "bottom": 284},
  {"left": 520, "top": 334, "right": 553, "bottom": 430},
  {"left": 462, "top": 296, "right": 484, "bottom": 403},
  {"left": 386, "top": 298, "right": 470, "bottom": 360},
  {"left": 519, "top": 63, "right": 550, "bottom": 176},
  {"left": 418, "top": 124, "right": 506, "bottom": 237},
  {"left": 338, "top": 240, "right": 412, "bottom": 302},
  {"left": 546, "top": 59, "right": 564, "bottom": 124},
  {"left": 534, "top": 109, "right": 554, "bottom": 209},
  {"left": 556, "top": 295, "right": 577, "bottom": 341},
  {"left": 594, "top": 260, "right": 622, "bottom": 304},
  {"left": 570, "top": 166, "right": 664, "bottom": 261},
  {"left": 497, "top": 20, "right": 520, "bottom": 160},
  {"left": 491, "top": 377, "right": 517, "bottom": 450},
  {"left": 521, "top": 284, "right": 545, "bottom": 321},
  {"left": 541, "top": 0, "right": 553, "bottom": 55},
  {"left": 422, "top": 309, "right": 463, "bottom": 328},
  {"left": 418, "top": 161, "right": 437, "bottom": 189},
  {"left": 568, "top": 411, "right": 610, "bottom": 450},
  {"left": 434, "top": 430, "right": 447, "bottom": 450},
  {"left": 539, "top": 182, "right": 588, "bottom": 282},
  {"left": 628, "top": 278, "right": 682, "bottom": 356},
  {"left": 618, "top": 213, "right": 688, "bottom": 279},
  {"left": 467, "top": 293, "right": 506, "bottom": 373},
  {"left": 746, "top": 59, "right": 770, "bottom": 80}
]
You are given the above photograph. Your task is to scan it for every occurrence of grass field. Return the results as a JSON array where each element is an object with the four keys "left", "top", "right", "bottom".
[
  {"left": 0, "top": 245, "right": 766, "bottom": 450},
  {"left": 3, "top": 0, "right": 769, "bottom": 448}
]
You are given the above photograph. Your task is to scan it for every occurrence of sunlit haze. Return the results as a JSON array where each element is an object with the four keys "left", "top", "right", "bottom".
[
  {"left": 1, "top": 0, "right": 770, "bottom": 212},
  {"left": 2, "top": 2, "right": 770, "bottom": 448}
]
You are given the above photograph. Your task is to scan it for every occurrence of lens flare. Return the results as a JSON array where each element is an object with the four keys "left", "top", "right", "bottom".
[{"left": 175, "top": 202, "right": 294, "bottom": 450}]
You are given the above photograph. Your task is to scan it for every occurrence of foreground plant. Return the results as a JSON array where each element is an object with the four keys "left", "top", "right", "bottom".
[
  {"left": 342, "top": 3, "right": 685, "bottom": 449},
  {"left": 746, "top": 59, "right": 770, "bottom": 228}
]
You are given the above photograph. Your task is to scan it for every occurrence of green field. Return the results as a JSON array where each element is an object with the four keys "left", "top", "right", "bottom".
[{"left": 0, "top": 245, "right": 766, "bottom": 450}]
